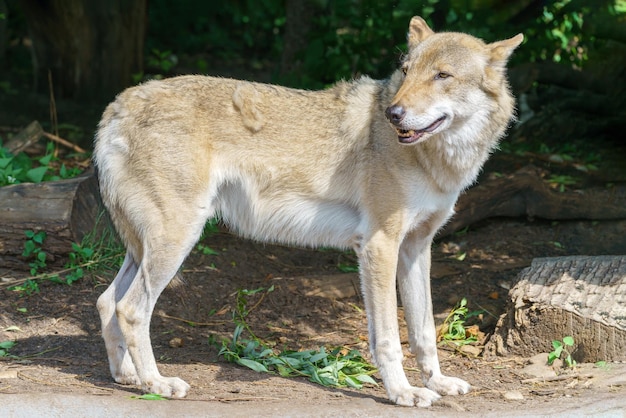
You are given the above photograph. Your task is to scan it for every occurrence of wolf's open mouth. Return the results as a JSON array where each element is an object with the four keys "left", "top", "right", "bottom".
[{"left": 395, "top": 116, "right": 446, "bottom": 144}]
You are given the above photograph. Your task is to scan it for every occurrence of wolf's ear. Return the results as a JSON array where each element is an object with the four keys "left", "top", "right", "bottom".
[
  {"left": 407, "top": 16, "right": 434, "bottom": 49},
  {"left": 488, "top": 33, "right": 524, "bottom": 67}
]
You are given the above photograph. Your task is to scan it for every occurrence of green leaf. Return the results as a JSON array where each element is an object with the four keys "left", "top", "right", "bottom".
[
  {"left": 343, "top": 375, "right": 362, "bottom": 389},
  {"left": 552, "top": 340, "right": 562, "bottom": 350},
  {"left": 355, "top": 374, "right": 378, "bottom": 386},
  {"left": 33, "top": 231, "right": 46, "bottom": 244},
  {"left": 553, "top": 346, "right": 563, "bottom": 358},
  {"left": 237, "top": 357, "right": 269, "bottom": 373},
  {"left": 22, "top": 240, "right": 36, "bottom": 257},
  {"left": 0, "top": 341, "right": 16, "bottom": 349},
  {"left": 562, "top": 336, "right": 574, "bottom": 346},
  {"left": 309, "top": 351, "right": 328, "bottom": 364},
  {"left": 38, "top": 153, "right": 53, "bottom": 166},
  {"left": 547, "top": 352, "right": 558, "bottom": 365},
  {"left": 133, "top": 393, "right": 167, "bottom": 400},
  {"left": 26, "top": 166, "right": 48, "bottom": 183},
  {"left": 0, "top": 156, "right": 13, "bottom": 169}
]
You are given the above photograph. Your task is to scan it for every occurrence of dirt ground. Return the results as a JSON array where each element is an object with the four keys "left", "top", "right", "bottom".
[{"left": 2, "top": 149, "right": 626, "bottom": 415}]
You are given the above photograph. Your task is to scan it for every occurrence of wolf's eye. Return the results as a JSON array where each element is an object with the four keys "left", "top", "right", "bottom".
[
  {"left": 401, "top": 66, "right": 408, "bottom": 75},
  {"left": 434, "top": 72, "right": 452, "bottom": 80}
]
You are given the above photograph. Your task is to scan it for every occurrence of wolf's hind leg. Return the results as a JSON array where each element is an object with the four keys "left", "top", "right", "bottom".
[
  {"left": 96, "top": 251, "right": 141, "bottom": 385},
  {"left": 114, "top": 213, "right": 206, "bottom": 398}
]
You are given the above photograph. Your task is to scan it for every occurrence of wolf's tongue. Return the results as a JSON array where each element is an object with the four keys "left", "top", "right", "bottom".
[{"left": 398, "top": 129, "right": 424, "bottom": 144}]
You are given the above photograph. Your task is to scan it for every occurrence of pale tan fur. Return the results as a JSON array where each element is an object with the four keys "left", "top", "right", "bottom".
[{"left": 93, "top": 16, "right": 522, "bottom": 407}]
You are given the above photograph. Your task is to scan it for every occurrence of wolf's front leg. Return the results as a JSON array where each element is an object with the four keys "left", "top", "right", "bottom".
[
  {"left": 397, "top": 231, "right": 471, "bottom": 397},
  {"left": 358, "top": 232, "right": 442, "bottom": 407}
]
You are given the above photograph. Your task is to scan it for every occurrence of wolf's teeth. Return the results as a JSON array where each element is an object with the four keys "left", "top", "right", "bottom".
[{"left": 396, "top": 128, "right": 415, "bottom": 137}]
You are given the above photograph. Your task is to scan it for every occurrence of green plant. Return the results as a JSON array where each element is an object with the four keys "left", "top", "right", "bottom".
[
  {"left": 217, "top": 286, "right": 378, "bottom": 389},
  {"left": 5, "top": 213, "right": 124, "bottom": 294},
  {"left": 22, "top": 230, "right": 48, "bottom": 276},
  {"left": 594, "top": 360, "right": 610, "bottom": 370},
  {"left": 195, "top": 243, "right": 219, "bottom": 256},
  {"left": 51, "top": 242, "right": 96, "bottom": 285},
  {"left": 439, "top": 298, "right": 482, "bottom": 347},
  {"left": 0, "top": 340, "right": 16, "bottom": 357},
  {"left": 52, "top": 216, "right": 125, "bottom": 284},
  {"left": 337, "top": 263, "right": 358, "bottom": 273},
  {"left": 547, "top": 174, "right": 578, "bottom": 192},
  {"left": 548, "top": 336, "right": 576, "bottom": 368},
  {"left": 0, "top": 141, "right": 83, "bottom": 187},
  {"left": 220, "top": 338, "right": 377, "bottom": 389},
  {"left": 8, "top": 279, "right": 40, "bottom": 295}
]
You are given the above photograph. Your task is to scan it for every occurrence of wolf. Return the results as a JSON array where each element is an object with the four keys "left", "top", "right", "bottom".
[{"left": 93, "top": 16, "right": 522, "bottom": 407}]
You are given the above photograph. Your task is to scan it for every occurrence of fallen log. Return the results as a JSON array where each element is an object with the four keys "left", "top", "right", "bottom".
[
  {"left": 484, "top": 255, "right": 626, "bottom": 362},
  {"left": 440, "top": 165, "right": 626, "bottom": 236},
  {"left": 0, "top": 170, "right": 103, "bottom": 270}
]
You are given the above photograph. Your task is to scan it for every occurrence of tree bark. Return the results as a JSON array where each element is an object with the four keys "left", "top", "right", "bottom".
[
  {"left": 20, "top": 0, "right": 147, "bottom": 102},
  {"left": 485, "top": 255, "right": 626, "bottom": 362},
  {"left": 280, "top": 0, "right": 319, "bottom": 78},
  {"left": 0, "top": 0, "right": 7, "bottom": 70}
]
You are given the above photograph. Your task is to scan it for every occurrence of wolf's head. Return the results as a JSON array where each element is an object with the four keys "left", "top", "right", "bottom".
[{"left": 385, "top": 16, "right": 523, "bottom": 145}]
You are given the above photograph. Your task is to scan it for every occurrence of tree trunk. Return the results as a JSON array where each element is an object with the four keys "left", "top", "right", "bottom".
[
  {"left": 485, "top": 255, "right": 626, "bottom": 362},
  {"left": 280, "top": 0, "right": 319, "bottom": 79},
  {"left": 20, "top": 0, "right": 147, "bottom": 102},
  {"left": 0, "top": 0, "right": 7, "bottom": 70}
]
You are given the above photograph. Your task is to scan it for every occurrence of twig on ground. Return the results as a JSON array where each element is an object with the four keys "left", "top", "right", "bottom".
[
  {"left": 521, "top": 373, "right": 593, "bottom": 384},
  {"left": 42, "top": 131, "right": 88, "bottom": 154}
]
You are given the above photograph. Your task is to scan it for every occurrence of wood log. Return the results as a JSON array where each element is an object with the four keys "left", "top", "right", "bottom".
[
  {"left": 484, "top": 255, "right": 626, "bottom": 362},
  {"left": 440, "top": 165, "right": 626, "bottom": 237},
  {"left": 0, "top": 170, "right": 104, "bottom": 270},
  {"left": 4, "top": 121, "right": 43, "bottom": 155}
]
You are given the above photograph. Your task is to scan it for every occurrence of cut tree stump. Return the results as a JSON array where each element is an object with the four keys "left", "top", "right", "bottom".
[
  {"left": 485, "top": 255, "right": 626, "bottom": 362},
  {"left": 0, "top": 170, "right": 104, "bottom": 270}
]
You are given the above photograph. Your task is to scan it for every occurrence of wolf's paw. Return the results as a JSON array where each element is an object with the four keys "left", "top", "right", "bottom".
[
  {"left": 143, "top": 376, "right": 190, "bottom": 398},
  {"left": 426, "top": 374, "right": 471, "bottom": 396},
  {"left": 113, "top": 370, "right": 141, "bottom": 386},
  {"left": 389, "top": 386, "right": 441, "bottom": 407}
]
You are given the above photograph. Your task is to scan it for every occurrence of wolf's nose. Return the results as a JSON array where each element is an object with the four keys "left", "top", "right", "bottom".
[{"left": 385, "top": 105, "right": 405, "bottom": 124}]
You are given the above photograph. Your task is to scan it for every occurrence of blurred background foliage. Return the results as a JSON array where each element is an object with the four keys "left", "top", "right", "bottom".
[
  {"left": 1, "top": 0, "right": 624, "bottom": 93},
  {"left": 140, "top": 0, "right": 626, "bottom": 88},
  {"left": 0, "top": 0, "right": 624, "bottom": 159}
]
